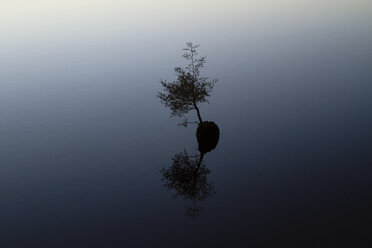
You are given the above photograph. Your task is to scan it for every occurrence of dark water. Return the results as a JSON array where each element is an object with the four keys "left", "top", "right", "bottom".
[{"left": 1, "top": 1, "right": 372, "bottom": 247}]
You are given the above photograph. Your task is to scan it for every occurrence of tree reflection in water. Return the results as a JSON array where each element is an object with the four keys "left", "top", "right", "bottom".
[
  {"left": 159, "top": 43, "right": 220, "bottom": 217},
  {"left": 161, "top": 150, "right": 213, "bottom": 217}
]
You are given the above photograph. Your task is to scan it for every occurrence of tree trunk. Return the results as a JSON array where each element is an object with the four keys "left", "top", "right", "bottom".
[
  {"left": 195, "top": 153, "right": 205, "bottom": 172},
  {"left": 193, "top": 101, "right": 203, "bottom": 124}
]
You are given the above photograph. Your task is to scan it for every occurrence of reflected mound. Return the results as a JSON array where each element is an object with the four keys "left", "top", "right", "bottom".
[{"left": 197, "top": 121, "right": 220, "bottom": 154}]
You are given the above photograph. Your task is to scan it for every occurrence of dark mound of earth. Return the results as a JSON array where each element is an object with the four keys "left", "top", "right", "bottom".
[{"left": 196, "top": 121, "right": 220, "bottom": 154}]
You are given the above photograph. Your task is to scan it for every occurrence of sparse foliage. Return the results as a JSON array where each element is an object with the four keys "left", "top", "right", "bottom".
[
  {"left": 160, "top": 150, "right": 215, "bottom": 217},
  {"left": 158, "top": 42, "right": 217, "bottom": 125}
]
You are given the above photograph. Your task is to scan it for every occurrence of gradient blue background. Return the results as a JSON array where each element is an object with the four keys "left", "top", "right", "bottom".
[{"left": 1, "top": 1, "right": 371, "bottom": 247}]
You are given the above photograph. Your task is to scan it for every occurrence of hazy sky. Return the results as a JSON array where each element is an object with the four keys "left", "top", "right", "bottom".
[
  {"left": 2, "top": 0, "right": 371, "bottom": 36},
  {"left": 1, "top": 0, "right": 371, "bottom": 88}
]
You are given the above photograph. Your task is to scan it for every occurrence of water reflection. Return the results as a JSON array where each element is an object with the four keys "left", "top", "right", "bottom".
[
  {"left": 160, "top": 150, "right": 213, "bottom": 217},
  {"left": 159, "top": 43, "right": 220, "bottom": 217}
]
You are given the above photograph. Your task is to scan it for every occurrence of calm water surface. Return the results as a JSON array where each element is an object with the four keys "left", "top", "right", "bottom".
[{"left": 1, "top": 1, "right": 372, "bottom": 247}]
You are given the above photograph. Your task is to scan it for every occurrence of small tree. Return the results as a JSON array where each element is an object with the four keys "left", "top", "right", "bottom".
[{"left": 158, "top": 42, "right": 217, "bottom": 126}]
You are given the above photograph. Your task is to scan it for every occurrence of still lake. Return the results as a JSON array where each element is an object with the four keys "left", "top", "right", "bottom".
[{"left": 1, "top": 1, "right": 372, "bottom": 247}]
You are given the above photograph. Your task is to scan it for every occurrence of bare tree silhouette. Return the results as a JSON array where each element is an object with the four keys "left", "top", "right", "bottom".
[{"left": 158, "top": 42, "right": 217, "bottom": 126}]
